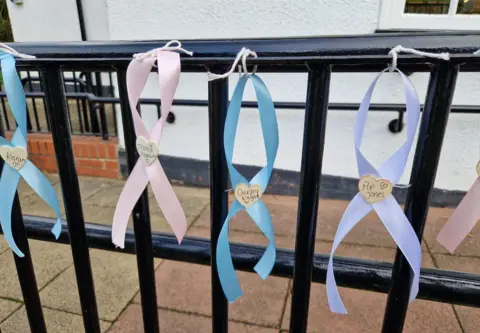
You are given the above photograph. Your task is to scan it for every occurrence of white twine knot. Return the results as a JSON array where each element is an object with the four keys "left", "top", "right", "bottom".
[
  {"left": 0, "top": 42, "right": 35, "bottom": 59},
  {"left": 207, "top": 47, "right": 258, "bottom": 81},
  {"left": 133, "top": 40, "right": 193, "bottom": 61},
  {"left": 474, "top": 50, "right": 480, "bottom": 55},
  {"left": 388, "top": 45, "right": 449, "bottom": 72}
]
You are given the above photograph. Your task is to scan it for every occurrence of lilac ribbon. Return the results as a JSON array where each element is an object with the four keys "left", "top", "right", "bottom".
[
  {"left": 437, "top": 176, "right": 480, "bottom": 253},
  {"left": 326, "top": 69, "right": 422, "bottom": 314},
  {"left": 112, "top": 51, "right": 187, "bottom": 247}
]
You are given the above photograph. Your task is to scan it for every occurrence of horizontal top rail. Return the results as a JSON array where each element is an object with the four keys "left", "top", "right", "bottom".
[{"left": 5, "top": 33, "right": 480, "bottom": 72}]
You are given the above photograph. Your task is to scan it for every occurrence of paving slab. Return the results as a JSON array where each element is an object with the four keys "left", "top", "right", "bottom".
[
  {"left": 193, "top": 194, "right": 298, "bottom": 238},
  {"left": 0, "top": 306, "right": 111, "bottom": 333},
  {"left": 423, "top": 205, "right": 480, "bottom": 256},
  {"left": 193, "top": 197, "right": 430, "bottom": 251},
  {"left": 0, "top": 235, "right": 10, "bottom": 254},
  {"left": 17, "top": 173, "right": 60, "bottom": 200},
  {"left": 139, "top": 259, "right": 289, "bottom": 327},
  {"left": 82, "top": 184, "right": 209, "bottom": 233},
  {"left": 109, "top": 304, "right": 278, "bottom": 333},
  {"left": 280, "top": 242, "right": 452, "bottom": 332},
  {"left": 281, "top": 284, "right": 461, "bottom": 333},
  {"left": 0, "top": 298, "right": 21, "bottom": 323},
  {"left": 0, "top": 240, "right": 73, "bottom": 300},
  {"left": 432, "top": 254, "right": 480, "bottom": 332},
  {"left": 40, "top": 249, "right": 158, "bottom": 321}
]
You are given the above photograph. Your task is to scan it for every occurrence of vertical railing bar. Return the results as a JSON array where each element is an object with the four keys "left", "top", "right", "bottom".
[
  {"left": 112, "top": 101, "right": 118, "bottom": 136},
  {"left": 72, "top": 71, "right": 85, "bottom": 134},
  {"left": 289, "top": 65, "right": 331, "bottom": 333},
  {"left": 381, "top": 63, "right": 459, "bottom": 333},
  {"left": 61, "top": 71, "right": 74, "bottom": 132},
  {"left": 79, "top": 72, "right": 90, "bottom": 133},
  {"left": 25, "top": 102, "right": 33, "bottom": 133},
  {"left": 25, "top": 71, "right": 41, "bottom": 132},
  {"left": 207, "top": 71, "right": 229, "bottom": 333},
  {"left": 0, "top": 112, "right": 47, "bottom": 333},
  {"left": 1, "top": 96, "right": 10, "bottom": 131},
  {"left": 85, "top": 73, "right": 100, "bottom": 134},
  {"left": 97, "top": 103, "right": 109, "bottom": 140},
  {"left": 95, "top": 72, "right": 103, "bottom": 96},
  {"left": 39, "top": 65, "right": 102, "bottom": 333},
  {"left": 38, "top": 73, "right": 50, "bottom": 131},
  {"left": 116, "top": 69, "right": 160, "bottom": 333}
]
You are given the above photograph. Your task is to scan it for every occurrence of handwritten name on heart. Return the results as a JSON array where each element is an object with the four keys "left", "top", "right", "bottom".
[
  {"left": 477, "top": 161, "right": 480, "bottom": 177},
  {"left": 235, "top": 183, "right": 262, "bottom": 208},
  {"left": 358, "top": 175, "right": 393, "bottom": 204},
  {"left": 136, "top": 137, "right": 159, "bottom": 166},
  {"left": 0, "top": 145, "right": 28, "bottom": 170}
]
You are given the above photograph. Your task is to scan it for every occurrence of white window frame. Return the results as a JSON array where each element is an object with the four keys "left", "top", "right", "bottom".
[{"left": 378, "top": 0, "right": 480, "bottom": 30}]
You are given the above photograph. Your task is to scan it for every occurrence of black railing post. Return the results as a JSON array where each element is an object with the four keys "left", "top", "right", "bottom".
[
  {"left": 40, "top": 65, "right": 102, "bottom": 333},
  {"left": 208, "top": 71, "right": 229, "bottom": 333},
  {"left": 289, "top": 65, "right": 331, "bottom": 332},
  {"left": 117, "top": 69, "right": 160, "bottom": 333},
  {"left": 381, "top": 63, "right": 459, "bottom": 332},
  {"left": 0, "top": 110, "right": 47, "bottom": 333}
]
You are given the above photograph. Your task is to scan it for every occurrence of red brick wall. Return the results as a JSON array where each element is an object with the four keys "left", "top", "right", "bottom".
[{"left": 6, "top": 132, "right": 121, "bottom": 179}]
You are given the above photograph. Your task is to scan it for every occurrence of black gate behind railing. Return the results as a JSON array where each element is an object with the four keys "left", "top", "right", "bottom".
[{"left": 1, "top": 33, "right": 480, "bottom": 333}]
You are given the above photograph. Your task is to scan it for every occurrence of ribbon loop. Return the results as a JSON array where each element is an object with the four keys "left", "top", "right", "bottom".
[
  {"left": 0, "top": 54, "right": 62, "bottom": 257},
  {"left": 216, "top": 73, "right": 279, "bottom": 302},
  {"left": 327, "top": 68, "right": 422, "bottom": 314},
  {"left": 112, "top": 51, "right": 187, "bottom": 248}
]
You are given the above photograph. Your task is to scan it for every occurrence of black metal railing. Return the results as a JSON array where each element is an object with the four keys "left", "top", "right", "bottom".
[{"left": 1, "top": 33, "right": 480, "bottom": 333}]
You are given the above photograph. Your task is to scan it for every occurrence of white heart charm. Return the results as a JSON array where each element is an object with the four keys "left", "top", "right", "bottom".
[
  {"left": 234, "top": 183, "right": 262, "bottom": 208},
  {"left": 136, "top": 137, "right": 159, "bottom": 166},
  {"left": 358, "top": 175, "right": 393, "bottom": 204},
  {"left": 477, "top": 161, "right": 480, "bottom": 177},
  {"left": 0, "top": 145, "right": 28, "bottom": 170}
]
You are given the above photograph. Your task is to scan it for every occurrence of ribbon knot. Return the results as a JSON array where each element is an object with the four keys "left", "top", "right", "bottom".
[
  {"left": 0, "top": 53, "right": 62, "bottom": 257},
  {"left": 112, "top": 50, "right": 187, "bottom": 247},
  {"left": 216, "top": 73, "right": 279, "bottom": 302},
  {"left": 326, "top": 69, "right": 422, "bottom": 314}
]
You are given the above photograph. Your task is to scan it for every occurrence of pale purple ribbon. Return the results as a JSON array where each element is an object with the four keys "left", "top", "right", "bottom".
[
  {"left": 326, "top": 69, "right": 422, "bottom": 314},
  {"left": 112, "top": 51, "right": 187, "bottom": 247},
  {"left": 437, "top": 177, "right": 480, "bottom": 253}
]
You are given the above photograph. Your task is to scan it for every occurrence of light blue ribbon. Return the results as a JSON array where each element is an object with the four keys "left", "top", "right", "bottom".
[
  {"left": 216, "top": 74, "right": 279, "bottom": 302},
  {"left": 0, "top": 54, "right": 62, "bottom": 257}
]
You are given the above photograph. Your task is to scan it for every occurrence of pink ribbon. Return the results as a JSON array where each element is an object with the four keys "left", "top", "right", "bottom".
[
  {"left": 437, "top": 177, "right": 480, "bottom": 253},
  {"left": 112, "top": 50, "right": 187, "bottom": 248}
]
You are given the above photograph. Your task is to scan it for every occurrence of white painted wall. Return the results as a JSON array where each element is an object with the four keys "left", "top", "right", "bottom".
[
  {"left": 7, "top": 0, "right": 81, "bottom": 41},
  {"left": 6, "top": 0, "right": 480, "bottom": 191}
]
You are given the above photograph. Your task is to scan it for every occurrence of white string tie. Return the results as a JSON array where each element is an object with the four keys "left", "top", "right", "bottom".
[
  {"left": 133, "top": 40, "right": 193, "bottom": 61},
  {"left": 474, "top": 50, "right": 480, "bottom": 55},
  {"left": 388, "top": 45, "right": 449, "bottom": 72},
  {"left": 0, "top": 42, "right": 35, "bottom": 59},
  {"left": 207, "top": 47, "right": 257, "bottom": 81}
]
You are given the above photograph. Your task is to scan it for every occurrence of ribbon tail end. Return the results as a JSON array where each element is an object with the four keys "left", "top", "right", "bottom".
[
  {"left": 112, "top": 238, "right": 126, "bottom": 249},
  {"left": 227, "top": 291, "right": 243, "bottom": 304},
  {"left": 51, "top": 219, "right": 62, "bottom": 239}
]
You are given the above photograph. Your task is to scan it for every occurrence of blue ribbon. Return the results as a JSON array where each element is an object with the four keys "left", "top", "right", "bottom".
[
  {"left": 0, "top": 54, "right": 62, "bottom": 257},
  {"left": 216, "top": 74, "right": 279, "bottom": 302}
]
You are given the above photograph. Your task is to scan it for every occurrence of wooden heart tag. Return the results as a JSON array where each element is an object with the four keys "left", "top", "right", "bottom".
[
  {"left": 235, "top": 183, "right": 262, "bottom": 208},
  {"left": 136, "top": 136, "right": 159, "bottom": 166},
  {"left": 358, "top": 175, "right": 393, "bottom": 204},
  {"left": 0, "top": 145, "right": 28, "bottom": 170},
  {"left": 477, "top": 161, "right": 480, "bottom": 177}
]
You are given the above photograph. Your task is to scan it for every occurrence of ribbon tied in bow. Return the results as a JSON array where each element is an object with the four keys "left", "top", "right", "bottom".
[
  {"left": 112, "top": 50, "right": 187, "bottom": 247},
  {"left": 217, "top": 73, "right": 279, "bottom": 302},
  {"left": 327, "top": 69, "right": 422, "bottom": 314},
  {"left": 0, "top": 53, "right": 62, "bottom": 257}
]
